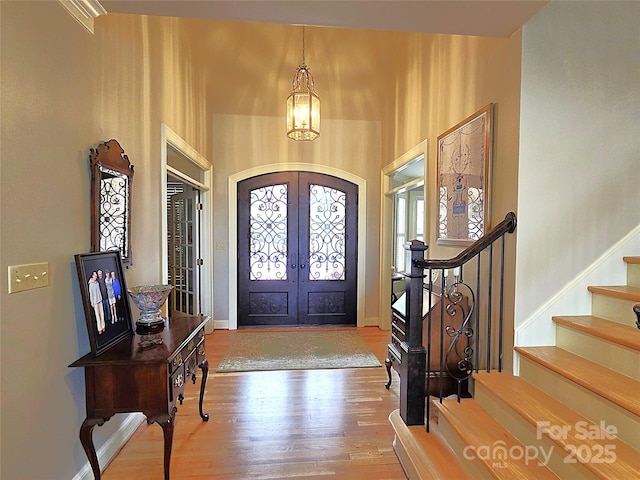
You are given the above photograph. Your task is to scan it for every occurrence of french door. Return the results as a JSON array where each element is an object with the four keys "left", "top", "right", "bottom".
[
  {"left": 238, "top": 172, "right": 358, "bottom": 327},
  {"left": 168, "top": 187, "right": 201, "bottom": 317}
]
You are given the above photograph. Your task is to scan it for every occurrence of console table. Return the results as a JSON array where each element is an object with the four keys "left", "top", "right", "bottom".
[{"left": 69, "top": 315, "right": 211, "bottom": 480}]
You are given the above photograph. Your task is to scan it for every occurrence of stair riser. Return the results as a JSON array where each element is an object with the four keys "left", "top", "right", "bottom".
[
  {"left": 591, "top": 294, "right": 638, "bottom": 326},
  {"left": 518, "top": 356, "right": 640, "bottom": 447},
  {"left": 389, "top": 409, "right": 474, "bottom": 480},
  {"left": 627, "top": 263, "right": 640, "bottom": 288},
  {"left": 555, "top": 325, "right": 640, "bottom": 381},
  {"left": 431, "top": 413, "right": 495, "bottom": 480},
  {"left": 392, "top": 435, "right": 425, "bottom": 480},
  {"left": 473, "top": 384, "right": 602, "bottom": 480}
]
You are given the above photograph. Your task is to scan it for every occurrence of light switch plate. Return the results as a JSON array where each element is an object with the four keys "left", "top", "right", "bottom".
[{"left": 8, "top": 262, "right": 49, "bottom": 293}]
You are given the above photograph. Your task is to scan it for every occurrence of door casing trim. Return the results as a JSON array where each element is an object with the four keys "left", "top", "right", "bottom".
[
  {"left": 161, "top": 124, "right": 214, "bottom": 332},
  {"left": 229, "top": 163, "right": 367, "bottom": 330}
]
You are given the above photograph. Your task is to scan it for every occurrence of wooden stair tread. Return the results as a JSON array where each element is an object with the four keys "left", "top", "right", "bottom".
[
  {"left": 515, "top": 346, "right": 640, "bottom": 417},
  {"left": 433, "top": 399, "right": 560, "bottom": 479},
  {"left": 552, "top": 315, "right": 640, "bottom": 351},
  {"left": 474, "top": 372, "right": 640, "bottom": 478},
  {"left": 389, "top": 409, "right": 472, "bottom": 480},
  {"left": 623, "top": 256, "right": 640, "bottom": 265},
  {"left": 587, "top": 285, "right": 640, "bottom": 302}
]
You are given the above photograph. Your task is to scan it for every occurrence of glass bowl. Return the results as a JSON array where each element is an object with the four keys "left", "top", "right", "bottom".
[{"left": 127, "top": 284, "right": 173, "bottom": 326}]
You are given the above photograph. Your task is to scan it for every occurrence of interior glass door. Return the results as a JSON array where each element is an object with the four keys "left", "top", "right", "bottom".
[{"left": 168, "top": 186, "right": 201, "bottom": 316}]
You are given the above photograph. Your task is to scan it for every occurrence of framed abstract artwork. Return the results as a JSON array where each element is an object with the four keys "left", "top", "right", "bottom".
[{"left": 437, "top": 104, "right": 493, "bottom": 245}]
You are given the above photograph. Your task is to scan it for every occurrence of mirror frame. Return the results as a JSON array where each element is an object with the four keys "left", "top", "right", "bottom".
[{"left": 89, "top": 139, "right": 134, "bottom": 267}]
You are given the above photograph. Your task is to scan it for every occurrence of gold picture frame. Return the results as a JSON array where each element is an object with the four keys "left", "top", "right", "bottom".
[{"left": 437, "top": 104, "right": 493, "bottom": 245}]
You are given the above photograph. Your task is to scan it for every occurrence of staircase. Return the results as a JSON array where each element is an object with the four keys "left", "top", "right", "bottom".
[{"left": 390, "top": 256, "right": 640, "bottom": 479}]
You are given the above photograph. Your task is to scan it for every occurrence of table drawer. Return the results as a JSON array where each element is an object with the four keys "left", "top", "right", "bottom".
[
  {"left": 169, "top": 330, "right": 206, "bottom": 402},
  {"left": 184, "top": 337, "right": 205, "bottom": 382},
  {"left": 169, "top": 328, "right": 205, "bottom": 374},
  {"left": 169, "top": 363, "right": 186, "bottom": 403}
]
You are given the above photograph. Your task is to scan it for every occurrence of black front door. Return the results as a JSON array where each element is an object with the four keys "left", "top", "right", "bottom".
[{"left": 238, "top": 171, "right": 358, "bottom": 327}]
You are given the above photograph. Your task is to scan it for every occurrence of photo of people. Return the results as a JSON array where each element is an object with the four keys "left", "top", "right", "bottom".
[
  {"left": 88, "top": 268, "right": 126, "bottom": 333},
  {"left": 108, "top": 270, "right": 122, "bottom": 322},
  {"left": 76, "top": 252, "right": 133, "bottom": 355},
  {"left": 88, "top": 271, "right": 105, "bottom": 333}
]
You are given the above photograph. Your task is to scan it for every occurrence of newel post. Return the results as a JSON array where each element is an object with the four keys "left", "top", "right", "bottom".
[{"left": 399, "top": 240, "right": 427, "bottom": 425}]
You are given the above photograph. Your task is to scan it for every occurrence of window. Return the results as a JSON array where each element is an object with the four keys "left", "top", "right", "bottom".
[
  {"left": 394, "top": 196, "right": 406, "bottom": 272},
  {"left": 388, "top": 154, "right": 425, "bottom": 273}
]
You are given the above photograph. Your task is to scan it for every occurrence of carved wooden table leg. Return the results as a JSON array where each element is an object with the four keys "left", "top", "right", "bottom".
[
  {"left": 384, "top": 358, "right": 393, "bottom": 389},
  {"left": 384, "top": 357, "right": 392, "bottom": 390},
  {"left": 198, "top": 358, "right": 210, "bottom": 421},
  {"left": 151, "top": 412, "right": 175, "bottom": 480},
  {"left": 79, "top": 417, "right": 105, "bottom": 480}
]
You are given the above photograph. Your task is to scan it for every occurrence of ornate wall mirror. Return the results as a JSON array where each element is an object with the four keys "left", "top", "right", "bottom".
[{"left": 90, "top": 139, "right": 134, "bottom": 267}]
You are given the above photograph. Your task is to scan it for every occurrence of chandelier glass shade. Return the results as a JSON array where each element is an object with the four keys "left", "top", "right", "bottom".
[{"left": 286, "top": 27, "right": 320, "bottom": 141}]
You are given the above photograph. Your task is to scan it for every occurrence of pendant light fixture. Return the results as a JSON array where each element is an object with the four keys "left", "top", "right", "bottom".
[{"left": 286, "top": 25, "right": 320, "bottom": 141}]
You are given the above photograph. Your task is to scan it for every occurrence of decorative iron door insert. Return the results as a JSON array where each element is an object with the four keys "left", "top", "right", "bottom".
[{"left": 238, "top": 172, "right": 358, "bottom": 327}]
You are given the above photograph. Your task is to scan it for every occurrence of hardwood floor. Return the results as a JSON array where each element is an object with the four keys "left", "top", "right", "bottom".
[{"left": 101, "top": 327, "right": 406, "bottom": 479}]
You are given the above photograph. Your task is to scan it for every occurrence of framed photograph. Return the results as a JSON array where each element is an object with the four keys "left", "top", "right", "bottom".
[
  {"left": 75, "top": 251, "right": 133, "bottom": 355},
  {"left": 437, "top": 103, "right": 493, "bottom": 245}
]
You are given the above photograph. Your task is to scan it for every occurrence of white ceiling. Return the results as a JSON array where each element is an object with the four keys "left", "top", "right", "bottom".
[{"left": 100, "top": 0, "right": 548, "bottom": 38}]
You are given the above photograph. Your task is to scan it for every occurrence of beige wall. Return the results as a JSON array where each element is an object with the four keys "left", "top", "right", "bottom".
[
  {"left": 9, "top": 2, "right": 627, "bottom": 478},
  {"left": 383, "top": 31, "right": 522, "bottom": 252},
  {"left": 212, "top": 114, "right": 381, "bottom": 327},
  {"left": 515, "top": 1, "right": 640, "bottom": 343},
  {"left": 95, "top": 13, "right": 213, "bottom": 277},
  {"left": 379, "top": 31, "right": 523, "bottom": 367},
  {"left": 0, "top": 4, "right": 212, "bottom": 478},
  {"left": 207, "top": 28, "right": 523, "bottom": 331},
  {"left": 1, "top": 6, "right": 524, "bottom": 475}
]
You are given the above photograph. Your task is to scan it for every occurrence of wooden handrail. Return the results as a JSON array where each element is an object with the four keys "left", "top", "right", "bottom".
[
  {"left": 386, "top": 212, "right": 518, "bottom": 426},
  {"left": 414, "top": 212, "right": 517, "bottom": 270}
]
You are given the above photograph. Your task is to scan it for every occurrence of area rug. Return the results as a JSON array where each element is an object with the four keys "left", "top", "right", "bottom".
[{"left": 215, "top": 330, "right": 382, "bottom": 372}]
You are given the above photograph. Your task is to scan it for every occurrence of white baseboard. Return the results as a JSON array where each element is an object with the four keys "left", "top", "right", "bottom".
[
  {"left": 213, "top": 318, "right": 230, "bottom": 330},
  {"left": 362, "top": 316, "right": 381, "bottom": 327},
  {"left": 72, "top": 413, "right": 145, "bottom": 480}
]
